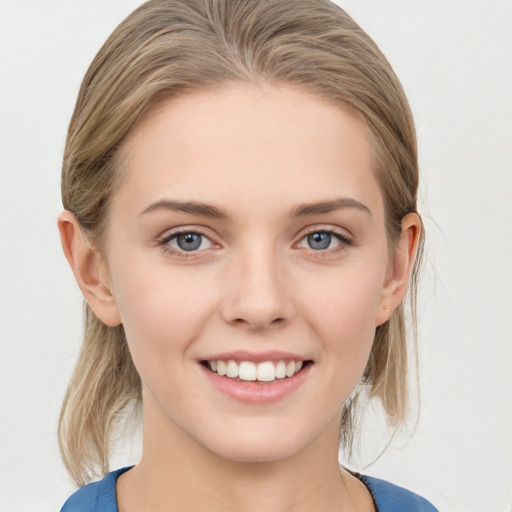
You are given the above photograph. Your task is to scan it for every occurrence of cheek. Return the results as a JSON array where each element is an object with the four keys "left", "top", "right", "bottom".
[
  {"left": 300, "top": 263, "right": 384, "bottom": 366},
  {"left": 110, "top": 261, "right": 216, "bottom": 375}
]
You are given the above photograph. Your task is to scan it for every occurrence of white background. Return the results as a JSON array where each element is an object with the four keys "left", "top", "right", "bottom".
[{"left": 1, "top": 1, "right": 511, "bottom": 511}]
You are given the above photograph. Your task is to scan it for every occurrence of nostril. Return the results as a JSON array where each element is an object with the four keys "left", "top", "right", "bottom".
[{"left": 231, "top": 316, "right": 286, "bottom": 329}]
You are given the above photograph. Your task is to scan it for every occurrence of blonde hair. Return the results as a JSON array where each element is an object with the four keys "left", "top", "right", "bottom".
[{"left": 60, "top": 0, "right": 424, "bottom": 486}]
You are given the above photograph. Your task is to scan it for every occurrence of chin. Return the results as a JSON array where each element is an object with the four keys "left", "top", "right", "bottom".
[{"left": 202, "top": 425, "right": 315, "bottom": 465}]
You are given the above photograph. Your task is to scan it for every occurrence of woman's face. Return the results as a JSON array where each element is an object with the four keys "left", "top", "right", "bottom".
[{"left": 100, "top": 84, "right": 397, "bottom": 462}]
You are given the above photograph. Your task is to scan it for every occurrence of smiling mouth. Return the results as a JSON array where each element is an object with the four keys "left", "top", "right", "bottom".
[{"left": 201, "top": 359, "right": 312, "bottom": 383}]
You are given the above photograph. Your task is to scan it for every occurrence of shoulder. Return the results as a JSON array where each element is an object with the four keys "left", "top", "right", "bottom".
[
  {"left": 358, "top": 474, "right": 439, "bottom": 512},
  {"left": 60, "top": 467, "right": 133, "bottom": 512}
]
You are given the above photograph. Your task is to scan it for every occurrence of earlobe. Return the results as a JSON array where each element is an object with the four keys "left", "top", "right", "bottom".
[
  {"left": 57, "top": 210, "right": 122, "bottom": 327},
  {"left": 375, "top": 213, "right": 421, "bottom": 326}
]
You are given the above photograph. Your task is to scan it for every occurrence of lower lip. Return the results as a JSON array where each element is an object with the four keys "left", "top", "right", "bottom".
[{"left": 200, "top": 363, "right": 312, "bottom": 404}]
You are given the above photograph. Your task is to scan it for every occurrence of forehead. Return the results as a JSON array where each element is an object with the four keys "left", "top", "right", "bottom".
[{"left": 114, "top": 84, "right": 383, "bottom": 222}]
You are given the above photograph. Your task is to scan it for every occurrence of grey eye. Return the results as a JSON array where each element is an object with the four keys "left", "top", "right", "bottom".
[
  {"left": 298, "top": 231, "right": 342, "bottom": 251},
  {"left": 169, "top": 232, "right": 213, "bottom": 252},
  {"left": 177, "top": 233, "right": 202, "bottom": 251},
  {"left": 307, "top": 232, "right": 332, "bottom": 250}
]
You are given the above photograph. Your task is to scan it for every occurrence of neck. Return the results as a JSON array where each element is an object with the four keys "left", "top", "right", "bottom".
[{"left": 116, "top": 403, "right": 368, "bottom": 512}]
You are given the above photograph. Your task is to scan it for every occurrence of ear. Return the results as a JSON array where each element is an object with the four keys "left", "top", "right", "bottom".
[
  {"left": 375, "top": 212, "right": 422, "bottom": 326},
  {"left": 58, "top": 210, "right": 122, "bottom": 327}
]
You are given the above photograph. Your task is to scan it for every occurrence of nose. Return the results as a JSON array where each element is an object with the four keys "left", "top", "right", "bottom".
[{"left": 220, "top": 242, "right": 292, "bottom": 331}]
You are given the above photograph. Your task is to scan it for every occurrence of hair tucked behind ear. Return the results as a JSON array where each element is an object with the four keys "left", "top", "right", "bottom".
[
  {"left": 60, "top": 0, "right": 424, "bottom": 485},
  {"left": 59, "top": 310, "right": 140, "bottom": 485}
]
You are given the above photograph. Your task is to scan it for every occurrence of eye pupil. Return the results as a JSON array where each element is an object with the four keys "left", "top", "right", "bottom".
[
  {"left": 308, "top": 232, "right": 331, "bottom": 250},
  {"left": 177, "top": 233, "right": 202, "bottom": 251}
]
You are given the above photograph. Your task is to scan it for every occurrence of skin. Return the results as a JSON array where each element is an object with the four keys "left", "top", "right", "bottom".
[{"left": 59, "top": 84, "right": 420, "bottom": 512}]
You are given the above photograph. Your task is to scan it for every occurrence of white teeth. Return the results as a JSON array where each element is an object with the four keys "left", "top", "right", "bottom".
[
  {"left": 275, "top": 361, "right": 287, "bottom": 379},
  {"left": 217, "top": 360, "right": 227, "bottom": 376},
  {"left": 257, "top": 361, "right": 275, "bottom": 382},
  {"left": 238, "top": 361, "right": 257, "bottom": 381},
  {"left": 208, "top": 359, "right": 306, "bottom": 382},
  {"left": 226, "top": 359, "right": 239, "bottom": 378}
]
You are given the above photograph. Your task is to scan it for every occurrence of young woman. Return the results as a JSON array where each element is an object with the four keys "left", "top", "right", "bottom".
[{"left": 57, "top": 0, "right": 437, "bottom": 510}]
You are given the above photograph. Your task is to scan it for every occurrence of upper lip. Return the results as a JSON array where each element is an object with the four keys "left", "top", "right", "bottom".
[{"left": 200, "top": 350, "right": 311, "bottom": 363}]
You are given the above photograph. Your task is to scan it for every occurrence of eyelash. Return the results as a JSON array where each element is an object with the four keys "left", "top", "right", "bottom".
[
  {"left": 158, "top": 229, "right": 215, "bottom": 259},
  {"left": 157, "top": 227, "right": 354, "bottom": 260},
  {"left": 300, "top": 228, "right": 354, "bottom": 259}
]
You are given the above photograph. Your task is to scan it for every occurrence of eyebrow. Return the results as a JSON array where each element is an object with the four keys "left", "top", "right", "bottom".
[
  {"left": 138, "top": 197, "right": 371, "bottom": 219},
  {"left": 288, "top": 197, "right": 371, "bottom": 217},
  {"left": 139, "top": 199, "right": 229, "bottom": 219}
]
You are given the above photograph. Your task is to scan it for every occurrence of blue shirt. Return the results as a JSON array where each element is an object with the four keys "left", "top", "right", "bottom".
[{"left": 60, "top": 466, "right": 438, "bottom": 511}]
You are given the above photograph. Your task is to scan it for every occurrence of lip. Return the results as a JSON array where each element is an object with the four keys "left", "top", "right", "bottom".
[
  {"left": 201, "top": 350, "right": 309, "bottom": 364},
  {"left": 199, "top": 359, "right": 312, "bottom": 405}
]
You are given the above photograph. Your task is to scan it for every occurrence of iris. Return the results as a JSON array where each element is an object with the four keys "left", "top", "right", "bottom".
[
  {"left": 307, "top": 232, "right": 332, "bottom": 250},
  {"left": 176, "top": 233, "right": 202, "bottom": 251}
]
